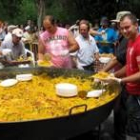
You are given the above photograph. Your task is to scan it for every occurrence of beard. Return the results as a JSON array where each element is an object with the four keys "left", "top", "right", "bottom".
[{"left": 82, "top": 34, "right": 88, "bottom": 39}]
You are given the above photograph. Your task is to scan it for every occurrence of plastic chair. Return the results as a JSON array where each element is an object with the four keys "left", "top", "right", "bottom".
[{"left": 25, "top": 49, "right": 35, "bottom": 66}]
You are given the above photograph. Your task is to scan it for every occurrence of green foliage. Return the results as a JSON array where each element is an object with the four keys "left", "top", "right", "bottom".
[
  {"left": 0, "top": 0, "right": 23, "bottom": 22},
  {"left": 0, "top": 0, "right": 140, "bottom": 26},
  {"left": 0, "top": 0, "right": 37, "bottom": 25},
  {"left": 16, "top": 0, "right": 37, "bottom": 25},
  {"left": 45, "top": 0, "right": 70, "bottom": 23}
]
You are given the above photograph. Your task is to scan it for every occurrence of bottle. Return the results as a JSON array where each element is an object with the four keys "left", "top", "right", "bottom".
[{"left": 101, "top": 30, "right": 107, "bottom": 40}]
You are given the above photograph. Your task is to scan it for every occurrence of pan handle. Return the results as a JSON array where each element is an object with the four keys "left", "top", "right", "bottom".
[{"left": 69, "top": 104, "right": 87, "bottom": 116}]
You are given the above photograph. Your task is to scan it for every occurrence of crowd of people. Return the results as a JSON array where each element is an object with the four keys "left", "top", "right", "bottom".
[
  {"left": 0, "top": 19, "right": 38, "bottom": 64},
  {"left": 0, "top": 15, "right": 119, "bottom": 69},
  {"left": 0, "top": 11, "right": 140, "bottom": 140}
]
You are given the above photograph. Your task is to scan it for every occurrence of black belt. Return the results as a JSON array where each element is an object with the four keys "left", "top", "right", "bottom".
[{"left": 83, "top": 63, "right": 94, "bottom": 71}]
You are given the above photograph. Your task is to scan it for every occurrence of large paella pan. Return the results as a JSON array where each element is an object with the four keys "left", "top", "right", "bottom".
[{"left": 0, "top": 67, "right": 120, "bottom": 140}]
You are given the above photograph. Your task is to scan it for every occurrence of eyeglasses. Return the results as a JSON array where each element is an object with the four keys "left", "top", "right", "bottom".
[
  {"left": 16, "top": 37, "right": 21, "bottom": 40},
  {"left": 13, "top": 35, "right": 22, "bottom": 40}
]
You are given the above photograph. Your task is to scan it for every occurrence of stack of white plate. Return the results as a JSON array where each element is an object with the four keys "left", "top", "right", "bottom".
[
  {"left": 55, "top": 83, "right": 78, "bottom": 97},
  {"left": 99, "top": 57, "right": 111, "bottom": 63}
]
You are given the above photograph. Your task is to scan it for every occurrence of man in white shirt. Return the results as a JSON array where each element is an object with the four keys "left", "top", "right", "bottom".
[
  {"left": 0, "top": 28, "right": 26, "bottom": 61},
  {"left": 75, "top": 20, "right": 99, "bottom": 71}
]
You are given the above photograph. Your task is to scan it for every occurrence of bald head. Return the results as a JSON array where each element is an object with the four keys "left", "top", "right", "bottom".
[{"left": 43, "top": 15, "right": 57, "bottom": 33}]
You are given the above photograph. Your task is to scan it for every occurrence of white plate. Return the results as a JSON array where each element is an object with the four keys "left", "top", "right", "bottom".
[
  {"left": 0, "top": 79, "right": 18, "bottom": 87},
  {"left": 16, "top": 74, "right": 33, "bottom": 81},
  {"left": 18, "top": 64, "right": 30, "bottom": 68},
  {"left": 56, "top": 83, "right": 78, "bottom": 97},
  {"left": 87, "top": 89, "right": 106, "bottom": 97},
  {"left": 99, "top": 57, "right": 111, "bottom": 63}
]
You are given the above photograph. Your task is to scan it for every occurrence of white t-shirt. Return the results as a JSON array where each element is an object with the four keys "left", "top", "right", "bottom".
[{"left": 75, "top": 34, "right": 99, "bottom": 69}]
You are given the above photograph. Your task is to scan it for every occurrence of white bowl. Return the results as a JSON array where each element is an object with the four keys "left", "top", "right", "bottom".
[
  {"left": 0, "top": 79, "right": 18, "bottom": 87},
  {"left": 55, "top": 83, "right": 78, "bottom": 97},
  {"left": 99, "top": 57, "right": 111, "bottom": 63},
  {"left": 16, "top": 74, "right": 33, "bottom": 81}
]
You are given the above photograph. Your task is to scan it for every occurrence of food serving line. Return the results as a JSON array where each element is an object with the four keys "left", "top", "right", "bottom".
[
  {"left": 0, "top": 40, "right": 117, "bottom": 139},
  {"left": 0, "top": 67, "right": 120, "bottom": 140}
]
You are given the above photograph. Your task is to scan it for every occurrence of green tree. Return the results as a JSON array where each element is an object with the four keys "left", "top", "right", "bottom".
[
  {"left": 16, "top": 0, "right": 37, "bottom": 25},
  {"left": 0, "top": 0, "right": 140, "bottom": 26},
  {"left": 34, "top": 0, "right": 45, "bottom": 30},
  {"left": 0, "top": 0, "right": 23, "bottom": 22}
]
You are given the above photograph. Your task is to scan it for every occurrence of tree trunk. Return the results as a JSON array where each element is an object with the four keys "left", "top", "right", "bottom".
[{"left": 35, "top": 0, "right": 45, "bottom": 31}]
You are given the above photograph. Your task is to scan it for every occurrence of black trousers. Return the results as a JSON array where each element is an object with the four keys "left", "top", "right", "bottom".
[
  {"left": 83, "top": 63, "right": 94, "bottom": 72},
  {"left": 114, "top": 85, "right": 128, "bottom": 140},
  {"left": 125, "top": 94, "right": 140, "bottom": 138},
  {"left": 114, "top": 86, "right": 140, "bottom": 139}
]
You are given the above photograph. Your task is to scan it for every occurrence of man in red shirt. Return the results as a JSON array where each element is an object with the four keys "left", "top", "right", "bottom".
[{"left": 114, "top": 13, "right": 140, "bottom": 139}]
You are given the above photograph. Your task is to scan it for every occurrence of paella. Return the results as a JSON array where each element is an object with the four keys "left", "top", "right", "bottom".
[{"left": 0, "top": 71, "right": 119, "bottom": 122}]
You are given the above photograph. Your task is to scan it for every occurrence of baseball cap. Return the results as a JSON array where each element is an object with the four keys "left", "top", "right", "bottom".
[
  {"left": 111, "top": 11, "right": 131, "bottom": 22},
  {"left": 100, "top": 17, "right": 109, "bottom": 26},
  {"left": 12, "top": 28, "right": 23, "bottom": 37}
]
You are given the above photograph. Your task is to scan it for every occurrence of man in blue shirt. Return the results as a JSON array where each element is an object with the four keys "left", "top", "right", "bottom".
[{"left": 95, "top": 17, "right": 118, "bottom": 54}]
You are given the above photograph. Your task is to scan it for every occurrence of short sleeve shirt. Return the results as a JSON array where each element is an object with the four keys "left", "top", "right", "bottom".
[
  {"left": 126, "top": 35, "right": 140, "bottom": 94},
  {"left": 75, "top": 34, "right": 99, "bottom": 66},
  {"left": 0, "top": 40, "right": 26, "bottom": 61}
]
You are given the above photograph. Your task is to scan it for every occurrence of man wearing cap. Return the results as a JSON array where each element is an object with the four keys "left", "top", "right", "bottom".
[
  {"left": 0, "top": 28, "right": 26, "bottom": 61},
  {"left": 95, "top": 17, "right": 118, "bottom": 54},
  {"left": 4, "top": 25, "right": 17, "bottom": 42}
]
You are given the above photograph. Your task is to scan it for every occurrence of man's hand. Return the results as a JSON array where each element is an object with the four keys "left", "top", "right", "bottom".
[
  {"left": 109, "top": 73, "right": 122, "bottom": 83},
  {"left": 93, "top": 73, "right": 122, "bottom": 84},
  {"left": 107, "top": 77, "right": 122, "bottom": 83},
  {"left": 96, "top": 77, "right": 121, "bottom": 84}
]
